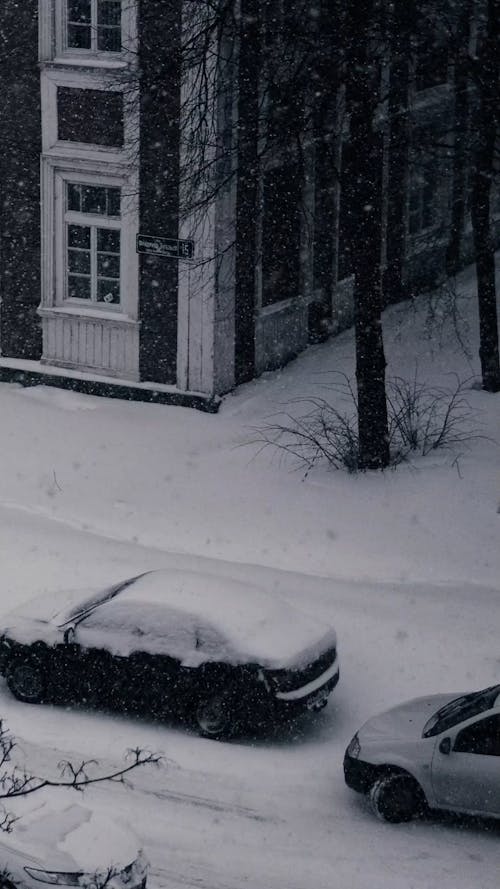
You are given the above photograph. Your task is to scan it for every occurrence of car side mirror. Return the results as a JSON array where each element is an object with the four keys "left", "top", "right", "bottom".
[
  {"left": 439, "top": 737, "right": 452, "bottom": 755},
  {"left": 63, "top": 625, "right": 76, "bottom": 645}
]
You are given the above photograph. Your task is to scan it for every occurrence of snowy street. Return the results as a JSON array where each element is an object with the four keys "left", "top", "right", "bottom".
[
  {"left": 1, "top": 1, "right": 499, "bottom": 886},
  {"left": 0, "top": 267, "right": 499, "bottom": 889},
  {"left": 1, "top": 504, "right": 499, "bottom": 889}
]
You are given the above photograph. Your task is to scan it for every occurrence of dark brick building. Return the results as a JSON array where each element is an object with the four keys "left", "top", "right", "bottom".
[{"left": 0, "top": 2, "right": 497, "bottom": 408}]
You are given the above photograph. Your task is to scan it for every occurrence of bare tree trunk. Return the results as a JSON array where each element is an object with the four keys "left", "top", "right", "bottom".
[
  {"left": 383, "top": 0, "right": 414, "bottom": 306},
  {"left": 345, "top": 0, "right": 390, "bottom": 470},
  {"left": 234, "top": 0, "right": 261, "bottom": 384},
  {"left": 471, "top": 0, "right": 500, "bottom": 392},
  {"left": 446, "top": 0, "right": 473, "bottom": 276}
]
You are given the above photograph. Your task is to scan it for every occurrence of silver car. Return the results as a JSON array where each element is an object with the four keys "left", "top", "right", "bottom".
[
  {"left": 344, "top": 684, "right": 500, "bottom": 823},
  {"left": 0, "top": 788, "right": 148, "bottom": 889}
]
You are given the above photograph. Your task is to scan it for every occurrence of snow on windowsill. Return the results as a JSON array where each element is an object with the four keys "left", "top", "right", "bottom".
[
  {"left": 0, "top": 357, "right": 211, "bottom": 399},
  {"left": 38, "top": 306, "right": 140, "bottom": 325},
  {"left": 47, "top": 56, "right": 130, "bottom": 71}
]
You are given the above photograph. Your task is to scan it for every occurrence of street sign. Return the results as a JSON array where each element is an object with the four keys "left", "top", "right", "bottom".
[{"left": 136, "top": 234, "right": 195, "bottom": 260}]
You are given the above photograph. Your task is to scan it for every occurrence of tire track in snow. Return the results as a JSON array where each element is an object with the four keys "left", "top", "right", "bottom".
[{"left": 150, "top": 787, "right": 281, "bottom": 823}]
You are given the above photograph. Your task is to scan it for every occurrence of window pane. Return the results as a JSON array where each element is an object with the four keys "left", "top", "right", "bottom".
[
  {"left": 415, "top": 45, "right": 449, "bottom": 91},
  {"left": 97, "top": 228, "right": 120, "bottom": 253},
  {"left": 97, "top": 253, "right": 120, "bottom": 278},
  {"left": 68, "top": 224, "right": 91, "bottom": 249},
  {"left": 68, "top": 0, "right": 91, "bottom": 23},
  {"left": 58, "top": 88, "right": 124, "bottom": 148},
  {"left": 67, "top": 24, "right": 92, "bottom": 48},
  {"left": 107, "top": 188, "right": 121, "bottom": 217},
  {"left": 98, "top": 0, "right": 121, "bottom": 26},
  {"left": 97, "top": 279, "right": 120, "bottom": 304},
  {"left": 68, "top": 275, "right": 91, "bottom": 300},
  {"left": 68, "top": 184, "right": 120, "bottom": 217},
  {"left": 82, "top": 186, "right": 108, "bottom": 215},
  {"left": 409, "top": 216, "right": 420, "bottom": 235},
  {"left": 97, "top": 1, "right": 122, "bottom": 52},
  {"left": 97, "top": 27, "right": 122, "bottom": 52},
  {"left": 454, "top": 715, "right": 500, "bottom": 756},
  {"left": 261, "top": 162, "right": 301, "bottom": 306},
  {"left": 67, "top": 184, "right": 82, "bottom": 212},
  {"left": 409, "top": 190, "right": 420, "bottom": 214},
  {"left": 68, "top": 249, "right": 91, "bottom": 275},
  {"left": 422, "top": 182, "right": 435, "bottom": 229}
]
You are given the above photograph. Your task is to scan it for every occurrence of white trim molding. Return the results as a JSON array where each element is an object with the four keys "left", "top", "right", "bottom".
[
  {"left": 40, "top": 65, "right": 139, "bottom": 164},
  {"left": 40, "top": 156, "right": 140, "bottom": 379},
  {"left": 41, "top": 156, "right": 139, "bottom": 316},
  {"left": 40, "top": 0, "right": 138, "bottom": 66},
  {"left": 39, "top": 307, "right": 141, "bottom": 380}
]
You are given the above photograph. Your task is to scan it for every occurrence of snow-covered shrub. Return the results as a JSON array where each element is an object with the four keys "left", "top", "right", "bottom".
[{"left": 251, "top": 374, "right": 483, "bottom": 473}]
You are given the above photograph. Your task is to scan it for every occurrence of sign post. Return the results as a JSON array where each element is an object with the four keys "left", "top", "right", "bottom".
[{"left": 136, "top": 234, "right": 195, "bottom": 260}]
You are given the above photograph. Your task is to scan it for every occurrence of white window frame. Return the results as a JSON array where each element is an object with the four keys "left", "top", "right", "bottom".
[
  {"left": 65, "top": 0, "right": 122, "bottom": 56},
  {"left": 39, "top": 0, "right": 138, "bottom": 65},
  {"left": 64, "top": 183, "right": 122, "bottom": 310},
  {"left": 41, "top": 67, "right": 138, "bottom": 164},
  {"left": 41, "top": 158, "right": 139, "bottom": 321}
]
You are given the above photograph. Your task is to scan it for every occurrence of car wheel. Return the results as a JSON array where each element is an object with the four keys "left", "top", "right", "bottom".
[
  {"left": 6, "top": 654, "right": 47, "bottom": 704},
  {"left": 310, "top": 698, "right": 328, "bottom": 712},
  {"left": 194, "top": 690, "right": 238, "bottom": 740},
  {"left": 369, "top": 773, "right": 425, "bottom": 823}
]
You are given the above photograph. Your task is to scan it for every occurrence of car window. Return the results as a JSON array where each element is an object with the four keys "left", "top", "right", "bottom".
[
  {"left": 453, "top": 714, "right": 500, "bottom": 756},
  {"left": 57, "top": 573, "right": 147, "bottom": 625},
  {"left": 78, "top": 600, "right": 197, "bottom": 660},
  {"left": 80, "top": 600, "right": 145, "bottom": 634},
  {"left": 423, "top": 684, "right": 500, "bottom": 737}
]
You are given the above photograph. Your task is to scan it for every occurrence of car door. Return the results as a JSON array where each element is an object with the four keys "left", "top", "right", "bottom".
[
  {"left": 74, "top": 600, "right": 197, "bottom": 712},
  {"left": 431, "top": 713, "right": 500, "bottom": 816},
  {"left": 67, "top": 601, "right": 137, "bottom": 703}
]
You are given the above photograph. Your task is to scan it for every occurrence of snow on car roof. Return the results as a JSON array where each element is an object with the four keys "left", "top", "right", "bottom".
[
  {"left": 109, "top": 569, "right": 335, "bottom": 666},
  {"left": 2, "top": 570, "right": 336, "bottom": 668}
]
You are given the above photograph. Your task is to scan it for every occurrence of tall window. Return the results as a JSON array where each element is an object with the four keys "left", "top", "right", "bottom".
[
  {"left": 408, "top": 167, "right": 437, "bottom": 235},
  {"left": 65, "top": 183, "right": 121, "bottom": 306},
  {"left": 414, "top": 43, "right": 449, "bottom": 91},
  {"left": 67, "top": 0, "right": 122, "bottom": 53},
  {"left": 261, "top": 160, "right": 302, "bottom": 306}
]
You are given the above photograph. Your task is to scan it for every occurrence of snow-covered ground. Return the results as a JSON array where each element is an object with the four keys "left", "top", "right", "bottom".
[{"left": 0, "top": 262, "right": 499, "bottom": 889}]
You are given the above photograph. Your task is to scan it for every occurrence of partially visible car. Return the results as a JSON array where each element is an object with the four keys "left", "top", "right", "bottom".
[
  {"left": 344, "top": 683, "right": 500, "bottom": 823},
  {"left": 0, "top": 788, "right": 147, "bottom": 889},
  {"left": 0, "top": 570, "right": 339, "bottom": 738}
]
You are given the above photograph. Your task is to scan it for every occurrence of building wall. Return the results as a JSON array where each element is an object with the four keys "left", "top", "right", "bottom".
[
  {"left": 1, "top": 0, "right": 221, "bottom": 401},
  {"left": 0, "top": 0, "right": 42, "bottom": 359},
  {"left": 1, "top": 3, "right": 497, "bottom": 406},
  {"left": 38, "top": 0, "right": 142, "bottom": 381},
  {"left": 138, "top": 0, "right": 181, "bottom": 385}
]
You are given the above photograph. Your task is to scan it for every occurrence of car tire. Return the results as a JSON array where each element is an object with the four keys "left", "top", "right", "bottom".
[
  {"left": 6, "top": 654, "right": 47, "bottom": 704},
  {"left": 369, "top": 773, "right": 425, "bottom": 823},
  {"left": 194, "top": 690, "right": 239, "bottom": 740}
]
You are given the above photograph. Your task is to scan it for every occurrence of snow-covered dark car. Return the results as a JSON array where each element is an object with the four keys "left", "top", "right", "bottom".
[
  {"left": 0, "top": 788, "right": 147, "bottom": 889},
  {"left": 344, "top": 683, "right": 500, "bottom": 823},
  {"left": 0, "top": 570, "right": 339, "bottom": 738}
]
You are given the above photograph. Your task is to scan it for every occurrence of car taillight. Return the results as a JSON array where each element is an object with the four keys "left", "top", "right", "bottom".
[{"left": 346, "top": 733, "right": 361, "bottom": 758}]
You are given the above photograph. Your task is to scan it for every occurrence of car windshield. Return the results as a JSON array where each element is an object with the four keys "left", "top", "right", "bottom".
[
  {"left": 56, "top": 573, "right": 148, "bottom": 627},
  {"left": 422, "top": 684, "right": 500, "bottom": 738}
]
